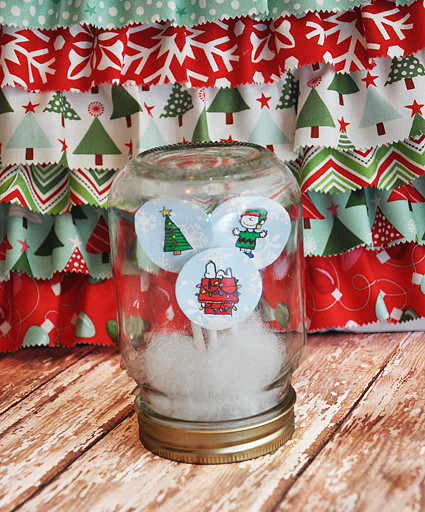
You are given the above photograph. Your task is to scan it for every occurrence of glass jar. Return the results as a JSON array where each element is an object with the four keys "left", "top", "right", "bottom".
[{"left": 108, "top": 142, "right": 305, "bottom": 463}]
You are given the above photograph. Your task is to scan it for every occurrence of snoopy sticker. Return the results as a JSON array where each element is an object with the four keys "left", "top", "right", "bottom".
[
  {"left": 197, "top": 260, "right": 240, "bottom": 316},
  {"left": 232, "top": 208, "right": 268, "bottom": 258}
]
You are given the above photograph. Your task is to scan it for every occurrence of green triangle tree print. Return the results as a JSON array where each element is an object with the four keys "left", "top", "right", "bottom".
[
  {"left": 346, "top": 188, "right": 366, "bottom": 208},
  {"left": 12, "top": 250, "right": 33, "bottom": 276},
  {"left": 161, "top": 83, "right": 194, "bottom": 127},
  {"left": 73, "top": 117, "right": 121, "bottom": 166},
  {"left": 276, "top": 72, "right": 299, "bottom": 110},
  {"left": 137, "top": 118, "right": 166, "bottom": 150},
  {"left": 323, "top": 216, "right": 364, "bottom": 255},
  {"left": 327, "top": 74, "right": 359, "bottom": 106},
  {"left": 43, "top": 91, "right": 81, "bottom": 128},
  {"left": 0, "top": 89, "right": 13, "bottom": 114},
  {"left": 192, "top": 108, "right": 211, "bottom": 142},
  {"left": 110, "top": 85, "right": 143, "bottom": 127},
  {"left": 385, "top": 55, "right": 425, "bottom": 90},
  {"left": 6, "top": 112, "right": 53, "bottom": 160},
  {"left": 163, "top": 211, "right": 192, "bottom": 255},
  {"left": 34, "top": 225, "right": 65, "bottom": 256},
  {"left": 296, "top": 87, "right": 335, "bottom": 138},
  {"left": 207, "top": 87, "right": 249, "bottom": 125},
  {"left": 358, "top": 87, "right": 402, "bottom": 136},
  {"left": 248, "top": 109, "right": 290, "bottom": 151},
  {"left": 409, "top": 113, "right": 425, "bottom": 138}
]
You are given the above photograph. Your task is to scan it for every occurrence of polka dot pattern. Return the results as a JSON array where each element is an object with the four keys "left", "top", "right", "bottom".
[{"left": 0, "top": 0, "right": 398, "bottom": 29}]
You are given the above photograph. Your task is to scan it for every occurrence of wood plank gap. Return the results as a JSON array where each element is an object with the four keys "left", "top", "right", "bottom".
[
  {"left": 269, "top": 340, "right": 401, "bottom": 512},
  {"left": 0, "top": 346, "right": 98, "bottom": 417},
  {"left": 11, "top": 408, "right": 136, "bottom": 512}
]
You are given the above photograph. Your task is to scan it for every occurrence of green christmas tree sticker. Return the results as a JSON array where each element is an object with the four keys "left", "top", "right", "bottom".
[
  {"left": 207, "top": 87, "right": 249, "bottom": 125},
  {"left": 385, "top": 55, "right": 425, "bottom": 90},
  {"left": 160, "top": 83, "right": 194, "bottom": 127},
  {"left": 192, "top": 107, "right": 211, "bottom": 142},
  {"left": 73, "top": 101, "right": 121, "bottom": 166},
  {"left": 110, "top": 85, "right": 143, "bottom": 128},
  {"left": 43, "top": 91, "right": 81, "bottom": 128},
  {"left": 161, "top": 206, "right": 192, "bottom": 255}
]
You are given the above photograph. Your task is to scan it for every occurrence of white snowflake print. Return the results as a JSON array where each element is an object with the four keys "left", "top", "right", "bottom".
[
  {"left": 179, "top": 222, "right": 208, "bottom": 248},
  {"left": 303, "top": 236, "right": 317, "bottom": 254},
  {"left": 135, "top": 209, "right": 158, "bottom": 234},
  {"left": 407, "top": 218, "right": 417, "bottom": 236}
]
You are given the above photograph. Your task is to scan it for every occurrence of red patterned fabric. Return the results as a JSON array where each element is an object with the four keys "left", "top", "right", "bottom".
[
  {"left": 0, "top": 273, "right": 116, "bottom": 352},
  {"left": 1, "top": 1, "right": 423, "bottom": 91},
  {"left": 307, "top": 243, "right": 425, "bottom": 331},
  {"left": 3, "top": 242, "right": 425, "bottom": 351}
]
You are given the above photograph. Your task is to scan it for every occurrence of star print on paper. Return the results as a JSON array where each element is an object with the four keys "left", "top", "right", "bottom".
[
  {"left": 18, "top": 239, "right": 30, "bottom": 253},
  {"left": 125, "top": 140, "right": 133, "bottom": 156},
  {"left": 256, "top": 93, "right": 272, "bottom": 109},
  {"left": 144, "top": 103, "right": 154, "bottom": 117},
  {"left": 68, "top": 235, "right": 82, "bottom": 249},
  {"left": 22, "top": 102, "right": 40, "bottom": 114},
  {"left": 361, "top": 72, "right": 379, "bottom": 89},
  {"left": 327, "top": 203, "right": 339, "bottom": 218},
  {"left": 405, "top": 100, "right": 424, "bottom": 117},
  {"left": 58, "top": 139, "right": 68, "bottom": 152},
  {"left": 220, "top": 135, "right": 235, "bottom": 142},
  {"left": 85, "top": 4, "right": 95, "bottom": 15},
  {"left": 338, "top": 117, "right": 350, "bottom": 132}
]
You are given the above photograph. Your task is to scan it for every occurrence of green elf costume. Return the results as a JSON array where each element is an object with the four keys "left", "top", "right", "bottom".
[{"left": 233, "top": 208, "right": 268, "bottom": 258}]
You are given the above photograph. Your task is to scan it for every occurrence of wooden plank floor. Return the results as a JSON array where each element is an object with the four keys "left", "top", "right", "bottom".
[{"left": 1, "top": 331, "right": 424, "bottom": 512}]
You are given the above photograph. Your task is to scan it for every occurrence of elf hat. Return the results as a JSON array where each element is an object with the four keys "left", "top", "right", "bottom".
[{"left": 241, "top": 208, "right": 268, "bottom": 225}]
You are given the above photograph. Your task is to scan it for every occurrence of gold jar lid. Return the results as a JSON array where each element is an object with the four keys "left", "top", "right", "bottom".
[{"left": 135, "top": 386, "right": 296, "bottom": 464}]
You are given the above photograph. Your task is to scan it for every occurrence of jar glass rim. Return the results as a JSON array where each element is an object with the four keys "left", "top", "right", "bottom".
[{"left": 133, "top": 142, "right": 276, "bottom": 181}]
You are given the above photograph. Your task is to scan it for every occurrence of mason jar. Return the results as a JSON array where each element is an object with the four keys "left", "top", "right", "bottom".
[{"left": 108, "top": 141, "right": 305, "bottom": 463}]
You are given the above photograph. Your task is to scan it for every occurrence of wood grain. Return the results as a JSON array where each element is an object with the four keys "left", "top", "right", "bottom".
[
  {"left": 16, "top": 332, "right": 405, "bottom": 512},
  {"left": 276, "top": 331, "right": 425, "bottom": 512},
  {"left": 0, "top": 345, "right": 94, "bottom": 415},
  {"left": 0, "top": 347, "right": 134, "bottom": 512}
]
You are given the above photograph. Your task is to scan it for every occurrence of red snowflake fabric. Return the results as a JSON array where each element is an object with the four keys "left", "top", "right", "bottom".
[{"left": 0, "top": 1, "right": 423, "bottom": 91}]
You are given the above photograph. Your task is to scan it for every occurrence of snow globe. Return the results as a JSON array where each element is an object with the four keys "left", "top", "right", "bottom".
[{"left": 108, "top": 142, "right": 305, "bottom": 463}]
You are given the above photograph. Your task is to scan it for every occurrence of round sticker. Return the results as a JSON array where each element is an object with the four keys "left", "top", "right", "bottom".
[
  {"left": 135, "top": 198, "right": 213, "bottom": 273},
  {"left": 175, "top": 248, "right": 262, "bottom": 330},
  {"left": 211, "top": 196, "right": 291, "bottom": 269}
]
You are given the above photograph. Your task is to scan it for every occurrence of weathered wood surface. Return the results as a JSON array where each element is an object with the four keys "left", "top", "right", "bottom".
[
  {"left": 0, "top": 332, "right": 423, "bottom": 512},
  {"left": 0, "top": 345, "right": 94, "bottom": 415}
]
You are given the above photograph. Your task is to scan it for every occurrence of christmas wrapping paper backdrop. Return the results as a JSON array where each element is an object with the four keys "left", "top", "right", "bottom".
[
  {"left": 0, "top": 203, "right": 111, "bottom": 279},
  {"left": 0, "top": 0, "right": 414, "bottom": 28},
  {"left": 0, "top": 1, "right": 424, "bottom": 92},
  {"left": 2, "top": 240, "right": 425, "bottom": 351},
  {"left": 4, "top": 64, "right": 425, "bottom": 171}
]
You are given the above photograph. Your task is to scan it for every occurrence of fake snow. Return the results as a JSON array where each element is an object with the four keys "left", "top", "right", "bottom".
[{"left": 138, "top": 315, "right": 286, "bottom": 421}]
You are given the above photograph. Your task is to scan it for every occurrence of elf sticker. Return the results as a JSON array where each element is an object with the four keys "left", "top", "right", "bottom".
[
  {"left": 135, "top": 198, "right": 213, "bottom": 273},
  {"left": 211, "top": 196, "right": 291, "bottom": 269}
]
